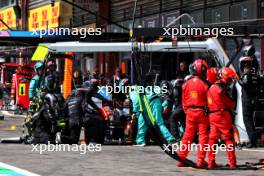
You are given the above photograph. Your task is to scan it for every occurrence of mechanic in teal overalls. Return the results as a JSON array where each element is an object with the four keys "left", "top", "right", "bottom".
[
  {"left": 28, "top": 62, "right": 44, "bottom": 101},
  {"left": 130, "top": 76, "right": 175, "bottom": 146}
]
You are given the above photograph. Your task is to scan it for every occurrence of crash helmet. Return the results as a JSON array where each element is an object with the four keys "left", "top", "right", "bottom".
[
  {"left": 44, "top": 75, "right": 56, "bottom": 91},
  {"left": 120, "top": 78, "right": 130, "bottom": 87},
  {"left": 239, "top": 56, "right": 253, "bottom": 72},
  {"left": 189, "top": 59, "right": 208, "bottom": 76},
  {"left": 171, "top": 78, "right": 184, "bottom": 88},
  {"left": 143, "top": 74, "right": 154, "bottom": 87},
  {"left": 160, "top": 80, "right": 172, "bottom": 95},
  {"left": 243, "top": 45, "right": 255, "bottom": 57},
  {"left": 34, "top": 62, "right": 44, "bottom": 73},
  {"left": 47, "top": 59, "right": 56, "bottom": 67},
  {"left": 84, "top": 79, "right": 99, "bottom": 91},
  {"left": 206, "top": 67, "right": 219, "bottom": 84},
  {"left": 171, "top": 78, "right": 184, "bottom": 99},
  {"left": 219, "top": 67, "right": 238, "bottom": 84}
]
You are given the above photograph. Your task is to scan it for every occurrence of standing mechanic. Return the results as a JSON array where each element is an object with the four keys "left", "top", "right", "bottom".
[
  {"left": 168, "top": 78, "right": 185, "bottom": 141},
  {"left": 25, "top": 62, "right": 44, "bottom": 144},
  {"left": 239, "top": 56, "right": 260, "bottom": 148},
  {"left": 207, "top": 67, "right": 238, "bottom": 169},
  {"left": 46, "top": 59, "right": 61, "bottom": 92},
  {"left": 130, "top": 75, "right": 175, "bottom": 147},
  {"left": 28, "top": 62, "right": 44, "bottom": 101},
  {"left": 177, "top": 59, "right": 209, "bottom": 168},
  {"left": 176, "top": 61, "right": 189, "bottom": 79}
]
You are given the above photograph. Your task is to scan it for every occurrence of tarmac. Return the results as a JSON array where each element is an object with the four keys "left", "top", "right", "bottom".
[{"left": 0, "top": 114, "right": 263, "bottom": 176}]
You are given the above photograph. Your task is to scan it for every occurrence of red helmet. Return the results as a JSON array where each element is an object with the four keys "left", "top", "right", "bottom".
[
  {"left": 219, "top": 67, "right": 238, "bottom": 84},
  {"left": 191, "top": 59, "right": 208, "bottom": 76},
  {"left": 206, "top": 67, "right": 219, "bottom": 84}
]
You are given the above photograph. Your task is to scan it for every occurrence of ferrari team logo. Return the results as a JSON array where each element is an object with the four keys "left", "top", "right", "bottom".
[
  {"left": 18, "top": 83, "right": 26, "bottom": 96},
  {"left": 208, "top": 96, "right": 213, "bottom": 105},
  {"left": 190, "top": 91, "right": 198, "bottom": 99}
]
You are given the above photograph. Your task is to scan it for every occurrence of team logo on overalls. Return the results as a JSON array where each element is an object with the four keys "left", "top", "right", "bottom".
[
  {"left": 208, "top": 96, "right": 213, "bottom": 105},
  {"left": 19, "top": 83, "right": 26, "bottom": 96},
  {"left": 190, "top": 91, "right": 198, "bottom": 99}
]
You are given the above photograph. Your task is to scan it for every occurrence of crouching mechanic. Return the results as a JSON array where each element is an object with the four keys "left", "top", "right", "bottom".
[
  {"left": 207, "top": 67, "right": 238, "bottom": 169},
  {"left": 177, "top": 59, "right": 209, "bottom": 168},
  {"left": 59, "top": 79, "right": 111, "bottom": 144}
]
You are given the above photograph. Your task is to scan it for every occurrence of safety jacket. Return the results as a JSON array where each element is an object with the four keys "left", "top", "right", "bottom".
[
  {"left": 207, "top": 81, "right": 236, "bottom": 113},
  {"left": 182, "top": 76, "right": 209, "bottom": 112},
  {"left": 29, "top": 75, "right": 41, "bottom": 100}
]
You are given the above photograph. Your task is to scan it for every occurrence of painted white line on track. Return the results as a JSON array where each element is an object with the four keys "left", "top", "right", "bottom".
[
  {"left": 0, "top": 162, "right": 41, "bottom": 176},
  {"left": 242, "top": 148, "right": 264, "bottom": 153},
  {"left": 1, "top": 111, "right": 26, "bottom": 118}
]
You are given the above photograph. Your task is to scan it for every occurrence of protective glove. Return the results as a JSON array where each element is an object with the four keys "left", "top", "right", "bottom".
[
  {"left": 163, "top": 107, "right": 170, "bottom": 117},
  {"left": 29, "top": 101, "right": 36, "bottom": 112},
  {"left": 131, "top": 113, "right": 136, "bottom": 121},
  {"left": 99, "top": 108, "right": 108, "bottom": 120},
  {"left": 9, "top": 100, "right": 15, "bottom": 106}
]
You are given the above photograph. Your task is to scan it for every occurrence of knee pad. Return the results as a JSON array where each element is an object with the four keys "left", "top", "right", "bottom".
[{"left": 68, "top": 113, "right": 81, "bottom": 128}]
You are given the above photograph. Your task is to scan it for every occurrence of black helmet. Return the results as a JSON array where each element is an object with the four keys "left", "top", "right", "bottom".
[
  {"left": 171, "top": 78, "right": 184, "bottom": 88},
  {"left": 83, "top": 79, "right": 99, "bottom": 91},
  {"left": 243, "top": 45, "right": 255, "bottom": 57},
  {"left": 44, "top": 75, "right": 56, "bottom": 91},
  {"left": 160, "top": 80, "right": 172, "bottom": 96}
]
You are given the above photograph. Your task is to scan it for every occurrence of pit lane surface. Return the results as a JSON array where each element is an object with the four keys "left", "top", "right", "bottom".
[{"left": 0, "top": 115, "right": 263, "bottom": 176}]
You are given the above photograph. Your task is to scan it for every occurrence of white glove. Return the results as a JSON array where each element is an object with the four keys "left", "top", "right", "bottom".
[{"left": 9, "top": 100, "right": 15, "bottom": 106}]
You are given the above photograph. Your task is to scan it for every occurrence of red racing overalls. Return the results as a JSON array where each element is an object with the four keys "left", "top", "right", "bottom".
[
  {"left": 207, "top": 81, "right": 236, "bottom": 168},
  {"left": 177, "top": 76, "right": 209, "bottom": 165}
]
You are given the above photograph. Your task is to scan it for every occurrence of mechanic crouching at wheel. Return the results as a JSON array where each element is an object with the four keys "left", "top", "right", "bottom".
[
  {"left": 31, "top": 74, "right": 64, "bottom": 144},
  {"left": 59, "top": 79, "right": 111, "bottom": 144},
  {"left": 207, "top": 67, "right": 238, "bottom": 169}
]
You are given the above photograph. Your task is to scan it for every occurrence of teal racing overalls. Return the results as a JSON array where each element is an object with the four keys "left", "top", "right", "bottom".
[{"left": 130, "top": 86, "right": 175, "bottom": 144}]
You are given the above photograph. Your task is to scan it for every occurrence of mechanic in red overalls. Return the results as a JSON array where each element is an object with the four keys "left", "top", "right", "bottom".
[
  {"left": 207, "top": 67, "right": 238, "bottom": 169},
  {"left": 177, "top": 59, "right": 209, "bottom": 168}
]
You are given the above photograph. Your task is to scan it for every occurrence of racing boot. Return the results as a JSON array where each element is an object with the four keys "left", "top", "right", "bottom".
[
  {"left": 133, "top": 143, "right": 146, "bottom": 147},
  {"left": 208, "top": 160, "right": 217, "bottom": 169},
  {"left": 197, "top": 158, "right": 208, "bottom": 168},
  {"left": 229, "top": 162, "right": 236, "bottom": 169},
  {"left": 208, "top": 139, "right": 217, "bottom": 168},
  {"left": 176, "top": 161, "right": 186, "bottom": 167},
  {"left": 226, "top": 140, "right": 236, "bottom": 169},
  {"left": 55, "top": 132, "right": 61, "bottom": 144},
  {"left": 176, "top": 156, "right": 187, "bottom": 167},
  {"left": 228, "top": 154, "right": 237, "bottom": 169}
]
